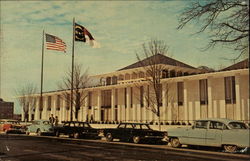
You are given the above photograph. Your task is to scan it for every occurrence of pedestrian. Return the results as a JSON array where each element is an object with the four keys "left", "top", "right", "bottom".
[
  {"left": 49, "top": 114, "right": 55, "bottom": 126},
  {"left": 55, "top": 116, "right": 59, "bottom": 126}
]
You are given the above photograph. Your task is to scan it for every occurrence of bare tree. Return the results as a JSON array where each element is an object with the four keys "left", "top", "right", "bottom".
[
  {"left": 135, "top": 39, "right": 170, "bottom": 130},
  {"left": 16, "top": 83, "right": 37, "bottom": 121},
  {"left": 58, "top": 63, "right": 89, "bottom": 121},
  {"left": 178, "top": 0, "right": 249, "bottom": 59}
]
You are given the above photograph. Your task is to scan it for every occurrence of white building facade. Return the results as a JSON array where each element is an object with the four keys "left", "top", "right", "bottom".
[{"left": 23, "top": 55, "right": 249, "bottom": 125}]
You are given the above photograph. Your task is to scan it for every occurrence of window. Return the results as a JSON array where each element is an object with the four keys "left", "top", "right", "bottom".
[
  {"left": 228, "top": 122, "right": 247, "bottom": 129},
  {"left": 130, "top": 87, "right": 133, "bottom": 107},
  {"left": 115, "top": 89, "right": 118, "bottom": 108},
  {"left": 224, "top": 76, "right": 236, "bottom": 104},
  {"left": 195, "top": 121, "right": 208, "bottom": 129},
  {"left": 158, "top": 84, "right": 162, "bottom": 106},
  {"left": 56, "top": 95, "right": 60, "bottom": 111},
  {"left": 126, "top": 124, "right": 133, "bottom": 129},
  {"left": 124, "top": 88, "right": 127, "bottom": 108},
  {"left": 112, "top": 76, "right": 117, "bottom": 85},
  {"left": 199, "top": 79, "right": 208, "bottom": 105},
  {"left": 118, "top": 124, "right": 125, "bottom": 128},
  {"left": 209, "top": 121, "right": 223, "bottom": 129},
  {"left": 88, "top": 92, "right": 92, "bottom": 109},
  {"left": 106, "top": 77, "right": 111, "bottom": 85},
  {"left": 162, "top": 70, "right": 168, "bottom": 78},
  {"left": 140, "top": 86, "right": 144, "bottom": 107},
  {"left": 66, "top": 94, "right": 70, "bottom": 110},
  {"left": 170, "top": 70, "right": 176, "bottom": 77},
  {"left": 177, "top": 82, "right": 184, "bottom": 106},
  {"left": 101, "top": 90, "right": 111, "bottom": 108}
]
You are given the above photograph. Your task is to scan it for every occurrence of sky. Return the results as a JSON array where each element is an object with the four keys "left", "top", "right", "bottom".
[{"left": 0, "top": 0, "right": 241, "bottom": 114}]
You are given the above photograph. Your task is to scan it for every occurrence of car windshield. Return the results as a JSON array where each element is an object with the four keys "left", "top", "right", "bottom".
[
  {"left": 141, "top": 124, "right": 151, "bottom": 130},
  {"left": 228, "top": 122, "right": 248, "bottom": 129}
]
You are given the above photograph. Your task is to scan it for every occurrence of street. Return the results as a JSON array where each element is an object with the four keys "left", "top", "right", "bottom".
[{"left": 0, "top": 134, "right": 249, "bottom": 161}]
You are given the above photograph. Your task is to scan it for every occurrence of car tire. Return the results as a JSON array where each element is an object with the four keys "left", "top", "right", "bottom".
[
  {"left": 55, "top": 131, "right": 60, "bottom": 137},
  {"left": 106, "top": 133, "right": 113, "bottom": 142},
  {"left": 74, "top": 133, "right": 79, "bottom": 139},
  {"left": 170, "top": 138, "right": 181, "bottom": 148},
  {"left": 133, "top": 136, "right": 140, "bottom": 144},
  {"left": 37, "top": 129, "right": 42, "bottom": 136},
  {"left": 224, "top": 145, "right": 237, "bottom": 153}
]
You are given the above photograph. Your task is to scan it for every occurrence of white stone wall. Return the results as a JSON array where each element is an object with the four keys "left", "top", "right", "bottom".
[{"left": 27, "top": 69, "right": 249, "bottom": 124}]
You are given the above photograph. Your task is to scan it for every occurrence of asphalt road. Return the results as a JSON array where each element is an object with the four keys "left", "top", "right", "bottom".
[{"left": 0, "top": 134, "right": 249, "bottom": 161}]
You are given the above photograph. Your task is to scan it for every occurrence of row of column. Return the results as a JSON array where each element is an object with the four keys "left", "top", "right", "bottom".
[{"left": 28, "top": 74, "right": 248, "bottom": 123}]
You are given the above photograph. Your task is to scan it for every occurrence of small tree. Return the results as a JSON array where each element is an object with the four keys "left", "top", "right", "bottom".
[
  {"left": 178, "top": 0, "right": 249, "bottom": 59},
  {"left": 16, "top": 83, "right": 37, "bottom": 121},
  {"left": 136, "top": 39, "right": 170, "bottom": 130},
  {"left": 58, "top": 63, "right": 89, "bottom": 121}
]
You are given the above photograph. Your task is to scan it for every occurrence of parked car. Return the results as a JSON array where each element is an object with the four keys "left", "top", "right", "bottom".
[
  {"left": 53, "top": 121, "right": 99, "bottom": 139},
  {"left": 100, "top": 122, "right": 168, "bottom": 144},
  {"left": 0, "top": 119, "right": 26, "bottom": 134},
  {"left": 167, "top": 118, "right": 250, "bottom": 153},
  {"left": 26, "top": 120, "right": 54, "bottom": 136}
]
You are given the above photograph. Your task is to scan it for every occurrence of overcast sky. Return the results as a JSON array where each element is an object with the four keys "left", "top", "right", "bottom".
[{"left": 0, "top": 1, "right": 239, "bottom": 114}]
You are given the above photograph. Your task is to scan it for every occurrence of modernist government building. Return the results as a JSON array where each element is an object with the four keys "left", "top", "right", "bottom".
[{"left": 22, "top": 54, "right": 249, "bottom": 125}]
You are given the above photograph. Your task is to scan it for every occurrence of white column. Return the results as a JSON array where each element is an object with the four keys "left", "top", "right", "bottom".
[
  {"left": 35, "top": 97, "right": 40, "bottom": 120},
  {"left": 28, "top": 104, "right": 32, "bottom": 121},
  {"left": 188, "top": 102, "right": 193, "bottom": 121},
  {"left": 207, "top": 78, "right": 213, "bottom": 118},
  {"left": 184, "top": 82, "right": 188, "bottom": 122},
  {"left": 84, "top": 94, "right": 88, "bottom": 121},
  {"left": 111, "top": 89, "right": 115, "bottom": 121},
  {"left": 91, "top": 106, "right": 95, "bottom": 121},
  {"left": 61, "top": 100, "right": 65, "bottom": 122},
  {"left": 52, "top": 96, "right": 56, "bottom": 117},
  {"left": 42, "top": 97, "right": 47, "bottom": 120},
  {"left": 133, "top": 104, "right": 137, "bottom": 122},
  {"left": 235, "top": 74, "right": 241, "bottom": 120},
  {"left": 118, "top": 105, "right": 121, "bottom": 121},
  {"left": 162, "top": 83, "right": 167, "bottom": 122},
  {"left": 213, "top": 100, "right": 218, "bottom": 118},
  {"left": 195, "top": 101, "right": 201, "bottom": 120},
  {"left": 126, "top": 87, "right": 131, "bottom": 121},
  {"left": 143, "top": 85, "right": 148, "bottom": 123},
  {"left": 219, "top": 100, "right": 226, "bottom": 118},
  {"left": 21, "top": 108, "right": 25, "bottom": 122},
  {"left": 97, "top": 90, "right": 101, "bottom": 121},
  {"left": 137, "top": 104, "right": 141, "bottom": 122}
]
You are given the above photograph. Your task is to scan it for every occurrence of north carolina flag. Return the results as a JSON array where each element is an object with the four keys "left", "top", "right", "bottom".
[{"left": 75, "top": 23, "right": 100, "bottom": 48}]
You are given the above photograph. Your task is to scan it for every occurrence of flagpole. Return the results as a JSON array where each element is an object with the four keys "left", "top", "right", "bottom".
[
  {"left": 40, "top": 30, "right": 45, "bottom": 119},
  {"left": 70, "top": 18, "right": 75, "bottom": 121}
]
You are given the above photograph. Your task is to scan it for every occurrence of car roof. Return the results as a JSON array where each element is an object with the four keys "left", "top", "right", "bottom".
[
  {"left": 196, "top": 118, "right": 244, "bottom": 124},
  {"left": 62, "top": 121, "right": 88, "bottom": 123},
  {"left": 33, "top": 120, "right": 49, "bottom": 122},
  {"left": 0, "top": 119, "right": 18, "bottom": 122},
  {"left": 119, "top": 122, "right": 149, "bottom": 125}
]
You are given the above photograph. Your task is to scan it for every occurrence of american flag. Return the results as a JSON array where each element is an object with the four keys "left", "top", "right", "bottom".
[{"left": 45, "top": 33, "right": 66, "bottom": 52}]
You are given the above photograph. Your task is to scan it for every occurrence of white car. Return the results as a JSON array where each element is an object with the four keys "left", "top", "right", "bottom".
[
  {"left": 26, "top": 120, "right": 54, "bottom": 136},
  {"left": 167, "top": 118, "right": 250, "bottom": 153}
]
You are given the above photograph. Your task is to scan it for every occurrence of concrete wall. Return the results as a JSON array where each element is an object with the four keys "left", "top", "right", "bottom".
[{"left": 27, "top": 69, "right": 249, "bottom": 124}]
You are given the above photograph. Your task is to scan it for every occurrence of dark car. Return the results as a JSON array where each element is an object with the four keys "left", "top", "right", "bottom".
[
  {"left": 101, "top": 122, "right": 168, "bottom": 144},
  {"left": 53, "top": 121, "right": 99, "bottom": 139}
]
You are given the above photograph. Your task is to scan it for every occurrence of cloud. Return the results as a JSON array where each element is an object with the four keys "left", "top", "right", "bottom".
[{"left": 1, "top": 0, "right": 238, "bottom": 114}]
